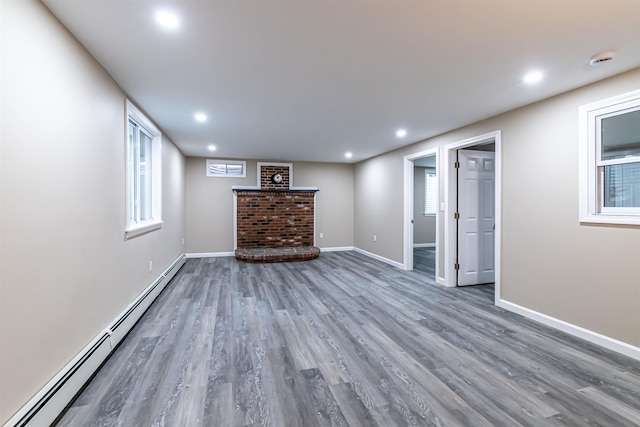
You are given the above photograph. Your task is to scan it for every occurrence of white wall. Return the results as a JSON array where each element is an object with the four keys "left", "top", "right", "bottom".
[
  {"left": 354, "top": 68, "right": 640, "bottom": 348},
  {"left": 0, "top": 1, "right": 185, "bottom": 423}
]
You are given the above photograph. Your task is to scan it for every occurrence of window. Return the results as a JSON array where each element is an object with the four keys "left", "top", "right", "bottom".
[
  {"left": 126, "top": 100, "right": 162, "bottom": 238},
  {"left": 579, "top": 89, "right": 640, "bottom": 225},
  {"left": 206, "top": 159, "right": 246, "bottom": 177},
  {"left": 424, "top": 170, "right": 437, "bottom": 215}
]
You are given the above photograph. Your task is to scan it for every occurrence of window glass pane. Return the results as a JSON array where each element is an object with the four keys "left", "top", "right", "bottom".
[
  {"left": 226, "top": 164, "right": 244, "bottom": 176},
  {"left": 128, "top": 122, "right": 139, "bottom": 223},
  {"left": 208, "top": 163, "right": 227, "bottom": 175},
  {"left": 139, "top": 132, "right": 153, "bottom": 221},
  {"left": 139, "top": 162, "right": 147, "bottom": 220},
  {"left": 603, "top": 162, "right": 640, "bottom": 207},
  {"left": 424, "top": 172, "right": 436, "bottom": 215},
  {"left": 139, "top": 131, "right": 148, "bottom": 162},
  {"left": 601, "top": 109, "right": 640, "bottom": 161}
]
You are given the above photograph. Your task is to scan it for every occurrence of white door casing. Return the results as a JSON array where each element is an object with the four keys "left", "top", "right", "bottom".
[
  {"left": 457, "top": 149, "right": 495, "bottom": 286},
  {"left": 403, "top": 147, "right": 440, "bottom": 281}
]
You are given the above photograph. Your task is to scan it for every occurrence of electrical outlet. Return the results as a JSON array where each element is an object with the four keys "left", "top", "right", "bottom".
[
  {"left": 374, "top": 235, "right": 377, "bottom": 242},
  {"left": 182, "top": 238, "right": 185, "bottom": 245},
  {"left": 319, "top": 232, "right": 324, "bottom": 239},
  {"left": 149, "top": 261, "right": 153, "bottom": 272}
]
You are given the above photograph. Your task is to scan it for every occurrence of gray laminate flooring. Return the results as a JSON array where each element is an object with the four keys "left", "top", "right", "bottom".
[
  {"left": 413, "top": 247, "right": 435, "bottom": 277},
  {"left": 56, "top": 251, "right": 640, "bottom": 426}
]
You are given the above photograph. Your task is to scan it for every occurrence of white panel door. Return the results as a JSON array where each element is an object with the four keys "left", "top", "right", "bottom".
[{"left": 457, "top": 149, "right": 495, "bottom": 286}]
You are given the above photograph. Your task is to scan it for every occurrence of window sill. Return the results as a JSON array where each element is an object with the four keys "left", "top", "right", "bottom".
[
  {"left": 125, "top": 220, "right": 164, "bottom": 239},
  {"left": 422, "top": 213, "right": 436, "bottom": 217},
  {"left": 580, "top": 214, "right": 640, "bottom": 227}
]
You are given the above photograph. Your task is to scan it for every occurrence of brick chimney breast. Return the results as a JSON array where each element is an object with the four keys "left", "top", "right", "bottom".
[
  {"left": 260, "top": 165, "right": 290, "bottom": 190},
  {"left": 234, "top": 163, "right": 319, "bottom": 259}
]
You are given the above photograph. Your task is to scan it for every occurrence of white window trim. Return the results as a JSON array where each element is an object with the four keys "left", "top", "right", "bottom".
[
  {"left": 579, "top": 89, "right": 640, "bottom": 226},
  {"left": 125, "top": 100, "right": 163, "bottom": 239},
  {"left": 206, "top": 159, "right": 247, "bottom": 178}
]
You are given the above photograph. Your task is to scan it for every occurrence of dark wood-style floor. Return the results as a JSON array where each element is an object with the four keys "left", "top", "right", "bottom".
[{"left": 56, "top": 250, "right": 640, "bottom": 426}]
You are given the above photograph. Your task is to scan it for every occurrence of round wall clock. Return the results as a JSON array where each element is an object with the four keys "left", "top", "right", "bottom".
[{"left": 271, "top": 173, "right": 283, "bottom": 184}]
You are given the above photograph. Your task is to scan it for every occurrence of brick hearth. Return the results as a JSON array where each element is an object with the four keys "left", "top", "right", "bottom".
[
  {"left": 235, "top": 246, "right": 320, "bottom": 263},
  {"left": 234, "top": 183, "right": 319, "bottom": 262}
]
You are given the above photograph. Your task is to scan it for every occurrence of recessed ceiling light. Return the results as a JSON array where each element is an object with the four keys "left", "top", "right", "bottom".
[
  {"left": 155, "top": 11, "right": 179, "bottom": 30},
  {"left": 208, "top": 145, "right": 216, "bottom": 151},
  {"left": 396, "top": 129, "right": 407, "bottom": 138},
  {"left": 345, "top": 152, "right": 353, "bottom": 159},
  {"left": 523, "top": 71, "right": 543, "bottom": 85},
  {"left": 195, "top": 113, "right": 207, "bottom": 123}
]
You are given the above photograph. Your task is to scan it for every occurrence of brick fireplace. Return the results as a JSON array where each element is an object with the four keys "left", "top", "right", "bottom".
[{"left": 233, "top": 163, "right": 320, "bottom": 262}]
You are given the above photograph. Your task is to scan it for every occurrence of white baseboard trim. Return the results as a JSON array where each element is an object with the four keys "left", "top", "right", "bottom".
[
  {"left": 413, "top": 243, "right": 436, "bottom": 248},
  {"left": 185, "top": 251, "right": 235, "bottom": 258},
  {"left": 319, "top": 246, "right": 355, "bottom": 252},
  {"left": 3, "top": 254, "right": 186, "bottom": 427},
  {"left": 353, "top": 247, "right": 404, "bottom": 270},
  {"left": 436, "top": 276, "right": 447, "bottom": 286},
  {"left": 497, "top": 299, "right": 640, "bottom": 362}
]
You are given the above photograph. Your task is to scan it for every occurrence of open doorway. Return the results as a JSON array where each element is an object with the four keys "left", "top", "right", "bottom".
[
  {"left": 413, "top": 156, "right": 437, "bottom": 277},
  {"left": 445, "top": 131, "right": 501, "bottom": 303},
  {"left": 403, "top": 148, "right": 443, "bottom": 284}
]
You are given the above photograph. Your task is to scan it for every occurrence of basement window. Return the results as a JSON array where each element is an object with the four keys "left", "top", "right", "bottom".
[
  {"left": 579, "top": 89, "right": 640, "bottom": 225},
  {"left": 206, "top": 159, "right": 246, "bottom": 177},
  {"left": 125, "top": 100, "right": 163, "bottom": 238}
]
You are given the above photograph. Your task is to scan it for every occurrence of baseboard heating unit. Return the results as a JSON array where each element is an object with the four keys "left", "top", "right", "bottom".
[{"left": 3, "top": 254, "right": 186, "bottom": 427}]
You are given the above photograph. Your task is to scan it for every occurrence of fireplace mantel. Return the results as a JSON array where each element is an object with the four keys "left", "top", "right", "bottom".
[{"left": 232, "top": 186, "right": 319, "bottom": 193}]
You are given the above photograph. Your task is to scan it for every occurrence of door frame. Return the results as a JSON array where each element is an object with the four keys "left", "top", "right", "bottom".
[
  {"left": 403, "top": 147, "right": 441, "bottom": 283},
  {"left": 444, "top": 131, "right": 502, "bottom": 301}
]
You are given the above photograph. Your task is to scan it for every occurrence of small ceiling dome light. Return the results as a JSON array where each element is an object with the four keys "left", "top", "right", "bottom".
[
  {"left": 208, "top": 145, "right": 216, "bottom": 151},
  {"left": 345, "top": 152, "right": 353, "bottom": 159},
  {"left": 155, "top": 11, "right": 179, "bottom": 30},
  {"left": 523, "top": 70, "right": 544, "bottom": 85},
  {"left": 195, "top": 113, "right": 207, "bottom": 122},
  {"left": 589, "top": 51, "right": 616, "bottom": 66},
  {"left": 396, "top": 129, "right": 407, "bottom": 138}
]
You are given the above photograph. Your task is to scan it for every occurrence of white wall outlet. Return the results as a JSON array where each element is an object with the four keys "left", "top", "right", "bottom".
[
  {"left": 319, "top": 232, "right": 324, "bottom": 239},
  {"left": 181, "top": 238, "right": 185, "bottom": 245},
  {"left": 373, "top": 235, "right": 377, "bottom": 242},
  {"left": 149, "top": 261, "right": 153, "bottom": 272}
]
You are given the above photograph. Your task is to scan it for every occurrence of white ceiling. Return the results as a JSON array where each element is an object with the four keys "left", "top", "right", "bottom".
[
  {"left": 42, "top": 0, "right": 640, "bottom": 163},
  {"left": 414, "top": 156, "right": 436, "bottom": 168}
]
